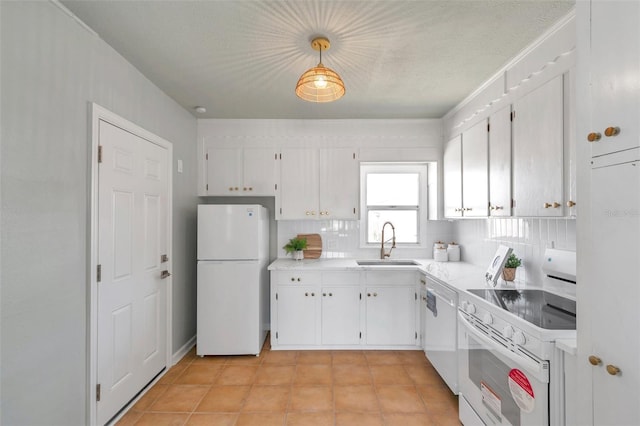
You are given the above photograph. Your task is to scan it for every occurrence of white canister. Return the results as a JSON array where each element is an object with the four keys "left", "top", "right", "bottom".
[
  {"left": 434, "top": 248, "right": 448, "bottom": 262},
  {"left": 433, "top": 241, "right": 446, "bottom": 250},
  {"left": 447, "top": 243, "right": 460, "bottom": 262}
]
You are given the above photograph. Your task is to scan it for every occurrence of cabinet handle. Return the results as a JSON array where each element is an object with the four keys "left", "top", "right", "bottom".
[
  {"left": 604, "top": 126, "right": 620, "bottom": 137},
  {"left": 587, "top": 132, "right": 602, "bottom": 142},
  {"left": 567, "top": 200, "right": 576, "bottom": 207},
  {"left": 553, "top": 202, "right": 561, "bottom": 208},
  {"left": 544, "top": 203, "right": 552, "bottom": 209},
  {"left": 588, "top": 355, "right": 602, "bottom": 366},
  {"left": 606, "top": 364, "right": 621, "bottom": 376},
  {"left": 291, "top": 277, "right": 295, "bottom": 282},
  {"left": 454, "top": 208, "right": 462, "bottom": 212},
  {"left": 465, "top": 208, "right": 472, "bottom": 212}
]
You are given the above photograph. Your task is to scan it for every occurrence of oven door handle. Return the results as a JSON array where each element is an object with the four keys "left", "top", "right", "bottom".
[{"left": 458, "top": 312, "right": 547, "bottom": 379}]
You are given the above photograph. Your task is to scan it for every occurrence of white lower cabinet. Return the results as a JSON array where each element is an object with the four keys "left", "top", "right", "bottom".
[
  {"left": 365, "top": 286, "right": 416, "bottom": 346},
  {"left": 274, "top": 286, "right": 317, "bottom": 345},
  {"left": 271, "top": 269, "right": 419, "bottom": 349},
  {"left": 321, "top": 286, "right": 360, "bottom": 345}
]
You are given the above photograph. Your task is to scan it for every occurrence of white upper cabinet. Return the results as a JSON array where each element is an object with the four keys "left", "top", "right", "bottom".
[
  {"left": 588, "top": 1, "right": 640, "bottom": 158},
  {"left": 443, "top": 135, "right": 463, "bottom": 218},
  {"left": 443, "top": 123, "right": 489, "bottom": 219},
  {"left": 488, "top": 106, "right": 512, "bottom": 216},
  {"left": 278, "top": 148, "right": 358, "bottom": 220},
  {"left": 319, "top": 149, "right": 359, "bottom": 219},
  {"left": 205, "top": 147, "right": 276, "bottom": 196},
  {"left": 461, "top": 119, "right": 489, "bottom": 217},
  {"left": 512, "top": 75, "right": 564, "bottom": 216}
]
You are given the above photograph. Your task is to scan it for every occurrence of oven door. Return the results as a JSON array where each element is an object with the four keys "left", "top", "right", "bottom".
[{"left": 458, "top": 312, "right": 549, "bottom": 426}]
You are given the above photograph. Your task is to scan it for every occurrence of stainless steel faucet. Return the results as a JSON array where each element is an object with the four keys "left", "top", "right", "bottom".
[{"left": 380, "top": 221, "right": 396, "bottom": 259}]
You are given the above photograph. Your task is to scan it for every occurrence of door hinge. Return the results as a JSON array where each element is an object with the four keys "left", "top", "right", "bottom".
[
  {"left": 511, "top": 199, "right": 516, "bottom": 208},
  {"left": 97, "top": 145, "right": 103, "bottom": 163},
  {"left": 353, "top": 207, "right": 356, "bottom": 214},
  {"left": 359, "top": 331, "right": 362, "bottom": 339},
  {"left": 276, "top": 332, "right": 278, "bottom": 339},
  {"left": 353, "top": 152, "right": 356, "bottom": 159},
  {"left": 279, "top": 207, "right": 282, "bottom": 215},
  {"left": 415, "top": 332, "right": 418, "bottom": 340},
  {"left": 415, "top": 292, "right": 417, "bottom": 300},
  {"left": 206, "top": 184, "right": 209, "bottom": 191},
  {"left": 511, "top": 111, "right": 515, "bottom": 121},
  {"left": 275, "top": 183, "right": 278, "bottom": 191},
  {"left": 206, "top": 153, "right": 208, "bottom": 160},
  {"left": 359, "top": 293, "right": 362, "bottom": 300},
  {"left": 274, "top": 153, "right": 277, "bottom": 160},
  {"left": 276, "top": 293, "right": 278, "bottom": 301},
  {"left": 279, "top": 153, "right": 282, "bottom": 160},
  {"left": 97, "top": 264, "right": 102, "bottom": 282},
  {"left": 96, "top": 383, "right": 101, "bottom": 402}
]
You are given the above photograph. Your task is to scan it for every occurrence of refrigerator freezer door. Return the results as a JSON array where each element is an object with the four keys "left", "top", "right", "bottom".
[
  {"left": 197, "top": 261, "right": 265, "bottom": 355},
  {"left": 198, "top": 204, "right": 265, "bottom": 260}
]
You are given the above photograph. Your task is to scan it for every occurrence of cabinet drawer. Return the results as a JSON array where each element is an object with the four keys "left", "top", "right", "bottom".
[
  {"left": 363, "top": 270, "right": 416, "bottom": 285},
  {"left": 322, "top": 271, "right": 360, "bottom": 285},
  {"left": 272, "top": 271, "right": 322, "bottom": 286}
]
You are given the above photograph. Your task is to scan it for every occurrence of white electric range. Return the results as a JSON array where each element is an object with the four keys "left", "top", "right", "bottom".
[{"left": 458, "top": 248, "right": 576, "bottom": 426}]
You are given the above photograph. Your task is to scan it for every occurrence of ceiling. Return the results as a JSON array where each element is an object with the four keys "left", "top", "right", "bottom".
[{"left": 61, "top": 0, "right": 574, "bottom": 119}]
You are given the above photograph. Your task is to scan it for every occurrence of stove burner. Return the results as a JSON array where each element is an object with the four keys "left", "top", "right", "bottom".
[{"left": 468, "top": 289, "right": 576, "bottom": 330}]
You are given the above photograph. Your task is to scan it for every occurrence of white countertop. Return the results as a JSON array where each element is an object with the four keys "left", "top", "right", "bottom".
[{"left": 268, "top": 258, "right": 535, "bottom": 292}]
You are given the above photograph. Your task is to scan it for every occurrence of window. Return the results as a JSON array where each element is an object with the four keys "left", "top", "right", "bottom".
[{"left": 360, "top": 163, "right": 428, "bottom": 246}]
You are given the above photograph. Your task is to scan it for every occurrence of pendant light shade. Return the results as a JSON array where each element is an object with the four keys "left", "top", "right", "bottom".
[{"left": 296, "top": 37, "right": 345, "bottom": 103}]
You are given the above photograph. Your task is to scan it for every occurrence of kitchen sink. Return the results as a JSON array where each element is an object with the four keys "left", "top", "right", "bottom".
[{"left": 356, "top": 260, "right": 419, "bottom": 266}]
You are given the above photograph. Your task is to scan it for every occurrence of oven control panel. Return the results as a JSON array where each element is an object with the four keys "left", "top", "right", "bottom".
[{"left": 459, "top": 296, "right": 545, "bottom": 357}]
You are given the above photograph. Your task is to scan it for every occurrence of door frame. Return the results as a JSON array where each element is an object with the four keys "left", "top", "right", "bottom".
[{"left": 87, "top": 103, "right": 173, "bottom": 425}]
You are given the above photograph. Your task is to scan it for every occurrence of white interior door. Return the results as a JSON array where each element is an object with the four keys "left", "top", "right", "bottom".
[{"left": 96, "top": 120, "right": 169, "bottom": 425}]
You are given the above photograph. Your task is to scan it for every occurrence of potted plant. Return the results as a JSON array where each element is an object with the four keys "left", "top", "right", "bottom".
[
  {"left": 502, "top": 253, "right": 522, "bottom": 282},
  {"left": 283, "top": 237, "right": 308, "bottom": 261}
]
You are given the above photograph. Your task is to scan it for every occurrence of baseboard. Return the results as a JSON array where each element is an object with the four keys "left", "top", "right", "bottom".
[{"left": 172, "top": 334, "right": 196, "bottom": 365}]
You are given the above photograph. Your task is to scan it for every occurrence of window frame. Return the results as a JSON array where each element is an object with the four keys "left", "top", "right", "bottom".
[{"left": 359, "top": 162, "right": 429, "bottom": 248}]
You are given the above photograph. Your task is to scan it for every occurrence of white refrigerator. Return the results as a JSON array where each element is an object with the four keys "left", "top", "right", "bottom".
[{"left": 197, "top": 204, "right": 269, "bottom": 356}]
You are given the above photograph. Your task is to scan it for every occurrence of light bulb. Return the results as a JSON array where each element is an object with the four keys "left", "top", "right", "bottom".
[{"left": 314, "top": 75, "right": 328, "bottom": 89}]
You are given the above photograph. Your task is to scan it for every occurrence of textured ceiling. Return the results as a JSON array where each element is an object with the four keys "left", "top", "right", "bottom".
[{"left": 61, "top": 0, "right": 574, "bottom": 119}]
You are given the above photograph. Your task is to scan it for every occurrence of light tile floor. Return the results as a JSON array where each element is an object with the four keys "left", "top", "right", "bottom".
[{"left": 117, "top": 339, "right": 459, "bottom": 426}]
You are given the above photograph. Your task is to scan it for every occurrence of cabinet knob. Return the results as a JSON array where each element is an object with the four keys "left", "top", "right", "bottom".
[
  {"left": 291, "top": 277, "right": 295, "bottom": 282},
  {"left": 454, "top": 208, "right": 462, "bottom": 212},
  {"left": 329, "top": 293, "right": 333, "bottom": 297},
  {"left": 544, "top": 203, "right": 552, "bottom": 208},
  {"left": 567, "top": 200, "right": 576, "bottom": 207},
  {"left": 311, "top": 292, "right": 315, "bottom": 297},
  {"left": 494, "top": 205, "right": 503, "bottom": 210},
  {"left": 323, "top": 293, "right": 327, "bottom": 296},
  {"left": 243, "top": 187, "right": 247, "bottom": 191},
  {"left": 367, "top": 293, "right": 371, "bottom": 297},
  {"left": 311, "top": 211, "right": 316, "bottom": 216},
  {"left": 306, "top": 211, "right": 311, "bottom": 216},
  {"left": 234, "top": 187, "right": 239, "bottom": 191},
  {"left": 305, "top": 292, "right": 309, "bottom": 297},
  {"left": 604, "top": 126, "right": 620, "bottom": 137},
  {"left": 606, "top": 364, "right": 621, "bottom": 376},
  {"left": 373, "top": 292, "right": 378, "bottom": 297},
  {"left": 319, "top": 211, "right": 325, "bottom": 216},
  {"left": 588, "top": 355, "right": 602, "bottom": 366},
  {"left": 249, "top": 187, "right": 253, "bottom": 191},
  {"left": 587, "top": 132, "right": 602, "bottom": 142},
  {"left": 297, "top": 278, "right": 301, "bottom": 282},
  {"left": 229, "top": 187, "right": 234, "bottom": 191},
  {"left": 553, "top": 202, "right": 561, "bottom": 208}
]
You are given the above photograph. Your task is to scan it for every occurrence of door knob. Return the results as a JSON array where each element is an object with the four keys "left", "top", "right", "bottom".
[
  {"left": 160, "top": 270, "right": 171, "bottom": 279},
  {"left": 606, "top": 364, "right": 621, "bottom": 375},
  {"left": 588, "top": 355, "right": 602, "bottom": 366},
  {"left": 587, "top": 132, "right": 601, "bottom": 142},
  {"left": 604, "top": 126, "right": 620, "bottom": 137}
]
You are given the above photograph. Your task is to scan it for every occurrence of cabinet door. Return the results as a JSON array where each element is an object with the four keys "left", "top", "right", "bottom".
[
  {"left": 206, "top": 148, "right": 242, "bottom": 195},
  {"left": 462, "top": 119, "right": 489, "bottom": 217},
  {"left": 365, "top": 286, "right": 416, "bottom": 346},
  {"left": 243, "top": 148, "right": 277, "bottom": 196},
  {"left": 489, "top": 106, "right": 512, "bottom": 216},
  {"left": 319, "top": 148, "right": 358, "bottom": 219},
  {"left": 278, "top": 149, "right": 319, "bottom": 219},
  {"left": 588, "top": 162, "right": 640, "bottom": 426},
  {"left": 513, "top": 75, "right": 564, "bottom": 216},
  {"left": 589, "top": 1, "right": 640, "bottom": 157},
  {"left": 443, "top": 135, "right": 463, "bottom": 218},
  {"left": 321, "top": 286, "right": 361, "bottom": 345},
  {"left": 274, "top": 286, "right": 317, "bottom": 345}
]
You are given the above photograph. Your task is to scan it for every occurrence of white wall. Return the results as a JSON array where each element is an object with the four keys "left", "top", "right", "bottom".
[{"left": 0, "top": 2, "right": 198, "bottom": 425}]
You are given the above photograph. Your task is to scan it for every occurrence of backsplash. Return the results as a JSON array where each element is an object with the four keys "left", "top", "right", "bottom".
[
  {"left": 277, "top": 219, "right": 455, "bottom": 260},
  {"left": 453, "top": 218, "right": 577, "bottom": 287}
]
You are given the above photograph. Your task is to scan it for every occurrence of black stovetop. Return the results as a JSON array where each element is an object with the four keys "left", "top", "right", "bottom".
[{"left": 467, "top": 289, "right": 576, "bottom": 330}]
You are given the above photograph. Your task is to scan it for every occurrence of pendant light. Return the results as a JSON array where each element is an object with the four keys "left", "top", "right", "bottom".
[{"left": 295, "top": 37, "right": 345, "bottom": 103}]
